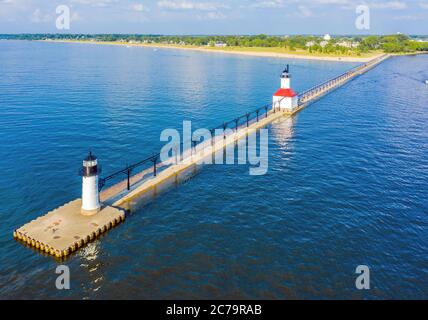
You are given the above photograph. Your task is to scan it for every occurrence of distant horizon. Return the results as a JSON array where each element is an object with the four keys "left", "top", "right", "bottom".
[
  {"left": 2, "top": 33, "right": 428, "bottom": 37},
  {"left": 1, "top": 1, "right": 428, "bottom": 35}
]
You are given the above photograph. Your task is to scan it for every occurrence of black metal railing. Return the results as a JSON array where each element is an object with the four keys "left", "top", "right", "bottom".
[
  {"left": 298, "top": 54, "right": 388, "bottom": 104},
  {"left": 98, "top": 55, "right": 389, "bottom": 195},
  {"left": 98, "top": 154, "right": 159, "bottom": 191},
  {"left": 98, "top": 99, "right": 285, "bottom": 193}
]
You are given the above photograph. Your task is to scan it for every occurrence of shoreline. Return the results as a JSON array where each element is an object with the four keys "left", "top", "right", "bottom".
[{"left": 42, "top": 39, "right": 385, "bottom": 62}]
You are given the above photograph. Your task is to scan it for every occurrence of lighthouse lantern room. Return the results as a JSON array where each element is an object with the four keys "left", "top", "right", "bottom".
[
  {"left": 81, "top": 151, "right": 101, "bottom": 215},
  {"left": 273, "top": 65, "right": 298, "bottom": 111}
]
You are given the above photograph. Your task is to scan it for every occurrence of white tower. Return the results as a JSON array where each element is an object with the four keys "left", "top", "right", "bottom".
[
  {"left": 273, "top": 65, "right": 298, "bottom": 111},
  {"left": 281, "top": 67, "right": 291, "bottom": 89},
  {"left": 81, "top": 151, "right": 101, "bottom": 215}
]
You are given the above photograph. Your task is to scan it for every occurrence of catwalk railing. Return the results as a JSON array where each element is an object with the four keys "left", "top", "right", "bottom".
[
  {"left": 98, "top": 54, "right": 388, "bottom": 197},
  {"left": 98, "top": 99, "right": 287, "bottom": 194},
  {"left": 298, "top": 54, "right": 388, "bottom": 104}
]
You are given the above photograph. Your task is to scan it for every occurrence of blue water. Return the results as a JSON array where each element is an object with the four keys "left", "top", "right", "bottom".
[{"left": 0, "top": 41, "right": 427, "bottom": 299}]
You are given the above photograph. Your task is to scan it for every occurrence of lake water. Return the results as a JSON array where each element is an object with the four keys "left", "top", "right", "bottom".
[{"left": 0, "top": 41, "right": 427, "bottom": 299}]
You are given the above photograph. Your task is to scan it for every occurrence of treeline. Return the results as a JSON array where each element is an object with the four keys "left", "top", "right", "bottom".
[
  {"left": 0, "top": 33, "right": 321, "bottom": 46},
  {"left": 2, "top": 33, "right": 428, "bottom": 54},
  {"left": 358, "top": 34, "right": 428, "bottom": 53}
]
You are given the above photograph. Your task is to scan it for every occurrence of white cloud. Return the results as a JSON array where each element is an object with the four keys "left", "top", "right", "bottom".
[
  {"left": 392, "top": 15, "right": 421, "bottom": 20},
  {"left": 248, "top": 0, "right": 408, "bottom": 12},
  {"left": 70, "top": 0, "right": 119, "bottom": 8},
  {"left": 30, "top": 8, "right": 52, "bottom": 23},
  {"left": 368, "top": 1, "right": 407, "bottom": 10},
  {"left": 197, "top": 11, "right": 226, "bottom": 19},
  {"left": 311, "top": 0, "right": 406, "bottom": 9},
  {"left": 71, "top": 11, "right": 82, "bottom": 21},
  {"left": 419, "top": 2, "right": 428, "bottom": 9},
  {"left": 250, "top": 0, "right": 285, "bottom": 8},
  {"left": 131, "top": 3, "right": 148, "bottom": 12},
  {"left": 249, "top": 0, "right": 407, "bottom": 12},
  {"left": 298, "top": 5, "right": 313, "bottom": 17},
  {"left": 157, "top": 1, "right": 229, "bottom": 11},
  {"left": 313, "top": 0, "right": 350, "bottom": 4}
]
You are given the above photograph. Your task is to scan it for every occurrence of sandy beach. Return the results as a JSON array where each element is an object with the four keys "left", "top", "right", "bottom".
[{"left": 43, "top": 39, "right": 385, "bottom": 62}]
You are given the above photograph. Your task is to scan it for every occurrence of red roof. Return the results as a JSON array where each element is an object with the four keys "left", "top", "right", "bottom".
[{"left": 273, "top": 88, "right": 297, "bottom": 97}]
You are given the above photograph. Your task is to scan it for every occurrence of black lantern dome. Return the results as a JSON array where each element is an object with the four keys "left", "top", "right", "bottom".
[
  {"left": 82, "top": 151, "right": 98, "bottom": 177},
  {"left": 281, "top": 64, "right": 290, "bottom": 78}
]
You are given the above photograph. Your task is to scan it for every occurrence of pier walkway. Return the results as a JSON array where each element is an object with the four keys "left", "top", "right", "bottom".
[{"left": 101, "top": 54, "right": 390, "bottom": 209}]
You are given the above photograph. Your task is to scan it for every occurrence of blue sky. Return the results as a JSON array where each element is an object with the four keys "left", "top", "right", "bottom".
[{"left": 1, "top": 0, "right": 427, "bottom": 34}]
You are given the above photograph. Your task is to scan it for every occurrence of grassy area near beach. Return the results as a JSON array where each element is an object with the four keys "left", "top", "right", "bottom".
[{"left": 44, "top": 39, "right": 385, "bottom": 62}]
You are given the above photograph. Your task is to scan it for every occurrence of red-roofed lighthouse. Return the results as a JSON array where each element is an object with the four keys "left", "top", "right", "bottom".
[{"left": 273, "top": 65, "right": 298, "bottom": 111}]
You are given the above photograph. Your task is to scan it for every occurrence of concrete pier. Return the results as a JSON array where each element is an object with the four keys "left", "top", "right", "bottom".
[
  {"left": 109, "top": 55, "right": 390, "bottom": 207},
  {"left": 14, "top": 200, "right": 125, "bottom": 259},
  {"left": 13, "top": 54, "right": 389, "bottom": 258},
  {"left": 113, "top": 108, "right": 289, "bottom": 208}
]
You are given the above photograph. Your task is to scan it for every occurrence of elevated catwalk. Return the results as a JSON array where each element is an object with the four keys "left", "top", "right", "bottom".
[{"left": 13, "top": 54, "right": 389, "bottom": 259}]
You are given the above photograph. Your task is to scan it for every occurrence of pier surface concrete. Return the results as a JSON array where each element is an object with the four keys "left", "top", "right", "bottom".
[{"left": 14, "top": 199, "right": 125, "bottom": 258}]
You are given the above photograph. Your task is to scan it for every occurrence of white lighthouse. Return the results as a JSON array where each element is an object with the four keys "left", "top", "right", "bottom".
[
  {"left": 273, "top": 65, "right": 298, "bottom": 111},
  {"left": 81, "top": 151, "right": 101, "bottom": 215}
]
